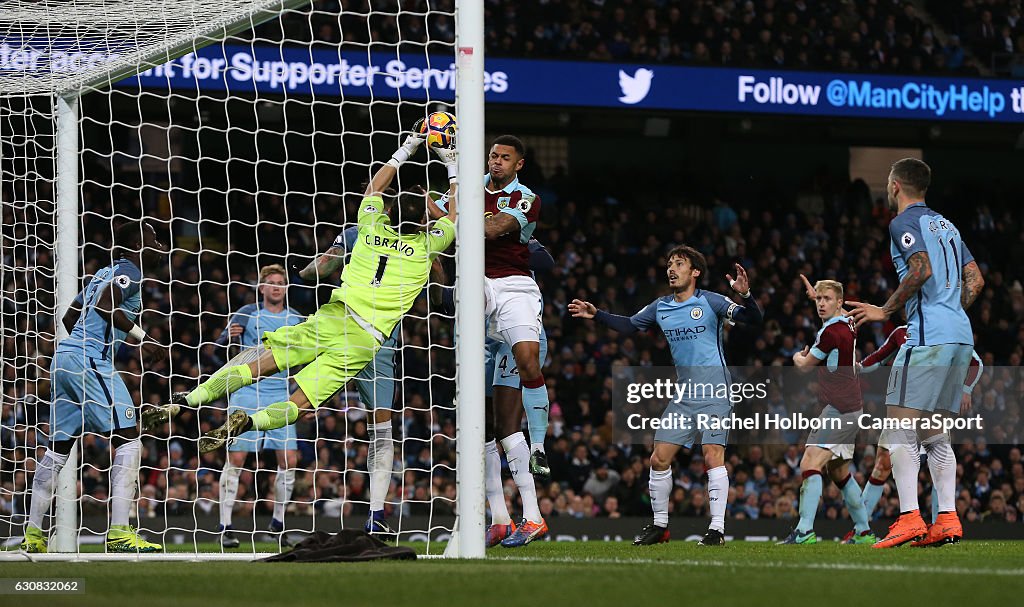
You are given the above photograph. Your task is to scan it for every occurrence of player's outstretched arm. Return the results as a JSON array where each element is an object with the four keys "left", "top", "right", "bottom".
[
  {"left": 849, "top": 251, "right": 931, "bottom": 327},
  {"left": 365, "top": 163, "right": 398, "bottom": 197},
  {"left": 299, "top": 244, "right": 345, "bottom": 282},
  {"left": 570, "top": 299, "right": 639, "bottom": 334},
  {"left": 365, "top": 120, "right": 427, "bottom": 196},
  {"left": 961, "top": 260, "right": 984, "bottom": 309},
  {"left": 298, "top": 226, "right": 357, "bottom": 282},
  {"left": 799, "top": 273, "right": 816, "bottom": 301}
]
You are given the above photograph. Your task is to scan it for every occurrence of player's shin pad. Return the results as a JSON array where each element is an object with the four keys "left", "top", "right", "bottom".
[{"left": 251, "top": 401, "right": 299, "bottom": 431}]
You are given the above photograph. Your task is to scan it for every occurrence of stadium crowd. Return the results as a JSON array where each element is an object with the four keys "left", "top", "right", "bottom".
[
  {"left": 2, "top": 0, "right": 1024, "bottom": 533},
  {"left": 249, "top": 0, "right": 1024, "bottom": 76},
  {"left": 3, "top": 147, "right": 1023, "bottom": 531}
]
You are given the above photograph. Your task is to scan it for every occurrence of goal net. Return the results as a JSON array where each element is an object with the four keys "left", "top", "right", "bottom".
[{"left": 1, "top": 0, "right": 484, "bottom": 559}]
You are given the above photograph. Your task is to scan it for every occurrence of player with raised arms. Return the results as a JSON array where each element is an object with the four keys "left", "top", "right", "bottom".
[
  {"left": 433, "top": 135, "right": 552, "bottom": 547},
  {"left": 858, "top": 324, "right": 983, "bottom": 523},
  {"left": 848, "top": 158, "right": 984, "bottom": 548},
  {"left": 570, "top": 246, "right": 763, "bottom": 546},
  {"left": 297, "top": 218, "right": 433, "bottom": 537},
  {"left": 211, "top": 264, "right": 303, "bottom": 548},
  {"left": 148, "top": 125, "right": 457, "bottom": 460},
  {"left": 22, "top": 222, "right": 167, "bottom": 553},
  {"left": 778, "top": 276, "right": 873, "bottom": 545}
]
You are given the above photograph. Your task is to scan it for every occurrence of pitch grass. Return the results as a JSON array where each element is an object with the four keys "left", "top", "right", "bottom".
[{"left": 4, "top": 540, "right": 1022, "bottom": 607}]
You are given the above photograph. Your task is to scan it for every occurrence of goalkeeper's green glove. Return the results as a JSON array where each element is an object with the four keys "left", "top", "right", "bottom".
[{"left": 387, "top": 118, "right": 425, "bottom": 168}]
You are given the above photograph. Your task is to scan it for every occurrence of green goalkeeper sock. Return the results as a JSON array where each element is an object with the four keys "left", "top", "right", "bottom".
[
  {"left": 185, "top": 364, "right": 253, "bottom": 407},
  {"left": 251, "top": 401, "right": 299, "bottom": 431}
]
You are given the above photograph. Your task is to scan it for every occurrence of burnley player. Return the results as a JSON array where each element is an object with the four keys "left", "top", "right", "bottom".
[
  {"left": 779, "top": 277, "right": 873, "bottom": 545},
  {"left": 849, "top": 158, "right": 984, "bottom": 548},
  {"left": 570, "top": 246, "right": 762, "bottom": 546},
  {"left": 858, "top": 325, "right": 984, "bottom": 523},
  {"left": 437, "top": 135, "right": 551, "bottom": 547},
  {"left": 484, "top": 239, "right": 554, "bottom": 547}
]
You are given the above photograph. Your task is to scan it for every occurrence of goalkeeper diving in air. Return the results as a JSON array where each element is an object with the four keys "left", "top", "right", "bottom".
[{"left": 143, "top": 121, "right": 457, "bottom": 452}]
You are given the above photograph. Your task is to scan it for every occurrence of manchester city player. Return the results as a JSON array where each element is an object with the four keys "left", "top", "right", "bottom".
[
  {"left": 22, "top": 222, "right": 167, "bottom": 553},
  {"left": 849, "top": 158, "right": 984, "bottom": 548},
  {"left": 569, "top": 245, "right": 762, "bottom": 546},
  {"left": 213, "top": 264, "right": 302, "bottom": 549},
  {"left": 299, "top": 224, "right": 403, "bottom": 536}
]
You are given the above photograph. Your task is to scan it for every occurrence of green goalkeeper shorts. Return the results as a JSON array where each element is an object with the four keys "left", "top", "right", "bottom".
[{"left": 262, "top": 301, "right": 382, "bottom": 407}]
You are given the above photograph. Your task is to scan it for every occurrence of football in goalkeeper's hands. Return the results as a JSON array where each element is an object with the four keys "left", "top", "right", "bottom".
[{"left": 419, "top": 111, "right": 456, "bottom": 149}]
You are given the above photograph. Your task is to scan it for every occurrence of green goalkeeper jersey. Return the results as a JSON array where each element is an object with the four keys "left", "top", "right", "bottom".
[{"left": 330, "top": 195, "right": 455, "bottom": 336}]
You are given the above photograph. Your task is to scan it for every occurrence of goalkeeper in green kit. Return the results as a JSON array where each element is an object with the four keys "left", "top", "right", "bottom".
[{"left": 145, "top": 122, "right": 458, "bottom": 452}]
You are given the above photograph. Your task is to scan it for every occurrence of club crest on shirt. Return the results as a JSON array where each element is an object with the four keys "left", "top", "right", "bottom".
[
  {"left": 690, "top": 307, "right": 703, "bottom": 320},
  {"left": 125, "top": 408, "right": 134, "bottom": 419},
  {"left": 901, "top": 232, "right": 915, "bottom": 249},
  {"left": 496, "top": 196, "right": 511, "bottom": 210}
]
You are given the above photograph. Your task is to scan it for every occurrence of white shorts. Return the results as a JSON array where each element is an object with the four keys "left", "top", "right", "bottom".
[
  {"left": 484, "top": 275, "right": 542, "bottom": 346},
  {"left": 806, "top": 405, "right": 860, "bottom": 461}
]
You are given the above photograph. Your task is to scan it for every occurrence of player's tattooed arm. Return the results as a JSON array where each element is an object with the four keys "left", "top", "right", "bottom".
[
  {"left": 881, "top": 251, "right": 932, "bottom": 317},
  {"left": 850, "top": 252, "right": 931, "bottom": 327},
  {"left": 299, "top": 245, "right": 345, "bottom": 282},
  {"left": 960, "top": 260, "right": 984, "bottom": 310},
  {"left": 484, "top": 212, "right": 520, "bottom": 239}
]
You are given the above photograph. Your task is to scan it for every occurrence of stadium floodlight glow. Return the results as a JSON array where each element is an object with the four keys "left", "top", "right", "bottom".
[{"left": 1, "top": 0, "right": 485, "bottom": 560}]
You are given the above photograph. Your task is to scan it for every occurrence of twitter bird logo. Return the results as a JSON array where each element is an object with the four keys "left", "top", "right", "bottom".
[{"left": 618, "top": 68, "right": 653, "bottom": 104}]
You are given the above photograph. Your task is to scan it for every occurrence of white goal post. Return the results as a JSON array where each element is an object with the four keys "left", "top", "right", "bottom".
[{"left": 1, "top": 0, "right": 485, "bottom": 559}]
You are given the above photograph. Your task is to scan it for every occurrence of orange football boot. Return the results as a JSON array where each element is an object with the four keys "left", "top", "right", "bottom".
[
  {"left": 911, "top": 512, "right": 962, "bottom": 547},
  {"left": 872, "top": 510, "right": 928, "bottom": 549}
]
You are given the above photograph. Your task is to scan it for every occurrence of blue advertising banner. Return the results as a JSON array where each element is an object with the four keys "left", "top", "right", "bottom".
[{"left": 3, "top": 41, "right": 1024, "bottom": 122}]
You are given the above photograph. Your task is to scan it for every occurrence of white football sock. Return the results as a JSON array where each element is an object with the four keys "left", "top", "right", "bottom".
[
  {"left": 110, "top": 440, "right": 141, "bottom": 527},
  {"left": 922, "top": 433, "right": 956, "bottom": 513},
  {"left": 501, "top": 433, "right": 541, "bottom": 523},
  {"left": 28, "top": 449, "right": 69, "bottom": 529},
  {"left": 888, "top": 429, "right": 921, "bottom": 513},
  {"left": 486, "top": 439, "right": 512, "bottom": 525},
  {"left": 273, "top": 466, "right": 295, "bottom": 522},
  {"left": 368, "top": 421, "right": 394, "bottom": 512},
  {"left": 708, "top": 466, "right": 728, "bottom": 533},
  {"left": 219, "top": 462, "right": 242, "bottom": 528},
  {"left": 649, "top": 467, "right": 672, "bottom": 527}
]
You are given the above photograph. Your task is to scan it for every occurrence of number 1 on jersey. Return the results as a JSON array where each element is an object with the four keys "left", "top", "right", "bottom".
[{"left": 370, "top": 255, "right": 388, "bottom": 286}]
